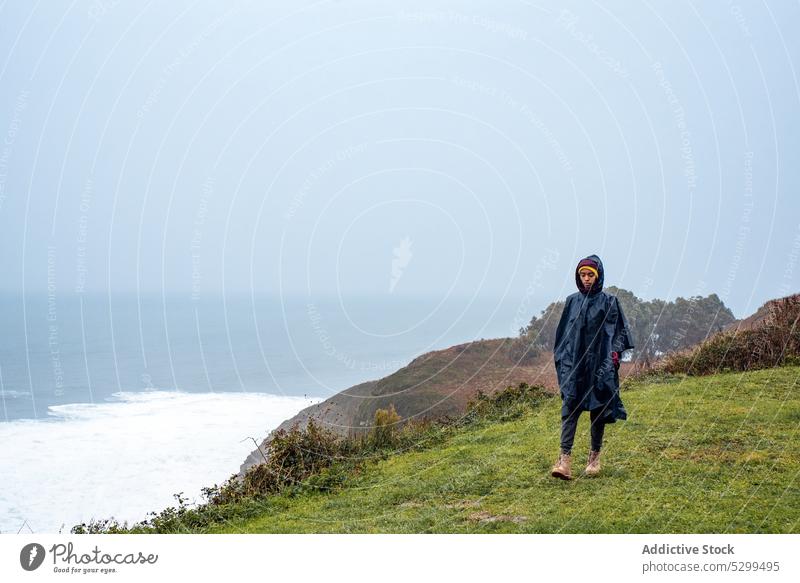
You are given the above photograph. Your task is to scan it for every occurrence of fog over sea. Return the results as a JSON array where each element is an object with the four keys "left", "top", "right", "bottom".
[{"left": 0, "top": 292, "right": 525, "bottom": 533}]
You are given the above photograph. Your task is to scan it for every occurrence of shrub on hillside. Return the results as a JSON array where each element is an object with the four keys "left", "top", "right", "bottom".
[
  {"left": 660, "top": 295, "right": 800, "bottom": 375},
  {"left": 465, "top": 382, "right": 552, "bottom": 422},
  {"left": 211, "top": 418, "right": 344, "bottom": 505},
  {"left": 370, "top": 404, "right": 402, "bottom": 449}
]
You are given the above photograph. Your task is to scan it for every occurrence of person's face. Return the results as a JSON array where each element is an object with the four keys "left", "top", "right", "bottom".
[{"left": 579, "top": 268, "right": 597, "bottom": 291}]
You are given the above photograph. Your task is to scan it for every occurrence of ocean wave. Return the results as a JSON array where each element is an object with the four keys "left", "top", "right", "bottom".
[{"left": 0, "top": 390, "right": 322, "bottom": 534}]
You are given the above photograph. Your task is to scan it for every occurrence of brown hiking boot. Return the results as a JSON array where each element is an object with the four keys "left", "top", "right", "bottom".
[
  {"left": 584, "top": 450, "right": 601, "bottom": 477},
  {"left": 551, "top": 453, "right": 572, "bottom": 480}
]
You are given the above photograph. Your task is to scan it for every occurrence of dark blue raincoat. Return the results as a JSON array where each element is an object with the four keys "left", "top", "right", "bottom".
[{"left": 553, "top": 254, "right": 634, "bottom": 423}]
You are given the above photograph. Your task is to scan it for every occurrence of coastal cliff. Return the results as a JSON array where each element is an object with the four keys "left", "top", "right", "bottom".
[{"left": 238, "top": 337, "right": 564, "bottom": 476}]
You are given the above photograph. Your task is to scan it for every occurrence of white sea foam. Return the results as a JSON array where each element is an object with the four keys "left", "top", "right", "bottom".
[{"left": 0, "top": 390, "right": 320, "bottom": 533}]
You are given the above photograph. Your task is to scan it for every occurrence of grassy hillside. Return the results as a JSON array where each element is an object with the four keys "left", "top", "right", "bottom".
[{"left": 200, "top": 365, "right": 800, "bottom": 534}]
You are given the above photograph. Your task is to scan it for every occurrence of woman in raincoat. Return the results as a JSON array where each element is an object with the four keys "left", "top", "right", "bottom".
[{"left": 550, "top": 254, "right": 634, "bottom": 479}]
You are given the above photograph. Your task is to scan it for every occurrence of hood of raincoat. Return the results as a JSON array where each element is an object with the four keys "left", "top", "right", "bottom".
[{"left": 575, "top": 254, "right": 604, "bottom": 295}]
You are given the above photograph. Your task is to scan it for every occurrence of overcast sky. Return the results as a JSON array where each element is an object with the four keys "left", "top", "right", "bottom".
[{"left": 1, "top": 0, "right": 798, "bottom": 319}]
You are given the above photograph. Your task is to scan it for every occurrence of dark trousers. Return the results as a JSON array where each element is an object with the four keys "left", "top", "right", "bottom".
[{"left": 560, "top": 407, "right": 606, "bottom": 454}]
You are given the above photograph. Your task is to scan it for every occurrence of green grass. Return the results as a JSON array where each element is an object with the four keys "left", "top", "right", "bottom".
[{"left": 161, "top": 366, "right": 800, "bottom": 533}]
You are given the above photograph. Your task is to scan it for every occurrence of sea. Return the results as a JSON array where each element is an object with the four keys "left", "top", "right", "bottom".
[{"left": 0, "top": 292, "right": 528, "bottom": 533}]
